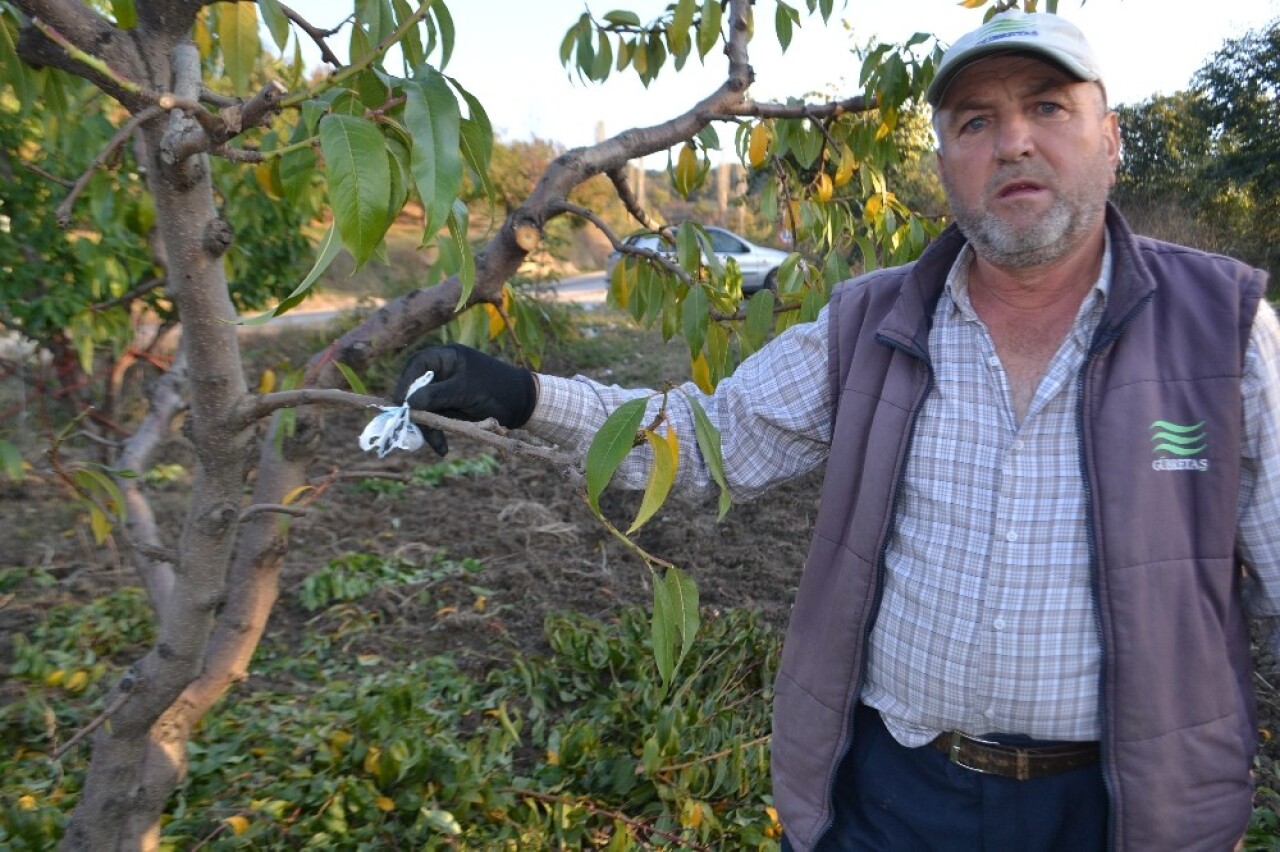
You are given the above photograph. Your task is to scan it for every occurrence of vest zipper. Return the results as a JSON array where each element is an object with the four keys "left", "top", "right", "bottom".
[
  {"left": 1077, "top": 291, "right": 1153, "bottom": 852},
  {"left": 811, "top": 334, "right": 934, "bottom": 849}
]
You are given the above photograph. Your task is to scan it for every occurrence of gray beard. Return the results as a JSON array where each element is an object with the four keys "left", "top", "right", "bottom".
[{"left": 944, "top": 167, "right": 1109, "bottom": 269}]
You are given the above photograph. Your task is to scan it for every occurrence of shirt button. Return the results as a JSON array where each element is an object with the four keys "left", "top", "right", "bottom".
[
  {"left": 993, "top": 618, "right": 1006, "bottom": 630},
  {"left": 1005, "top": 531, "right": 1018, "bottom": 542},
  {"left": 988, "top": 355, "right": 1001, "bottom": 367},
  {"left": 984, "top": 708, "right": 996, "bottom": 719},
  {"left": 1012, "top": 440, "right": 1024, "bottom": 451}
]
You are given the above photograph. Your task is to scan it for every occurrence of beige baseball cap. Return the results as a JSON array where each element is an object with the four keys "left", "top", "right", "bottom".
[{"left": 927, "top": 10, "right": 1104, "bottom": 107}]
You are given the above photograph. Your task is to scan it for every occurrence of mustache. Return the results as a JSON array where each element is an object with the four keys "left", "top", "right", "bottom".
[{"left": 984, "top": 165, "right": 1057, "bottom": 197}]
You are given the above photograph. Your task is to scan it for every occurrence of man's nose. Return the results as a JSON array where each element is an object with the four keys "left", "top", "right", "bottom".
[{"left": 994, "top": 113, "right": 1035, "bottom": 163}]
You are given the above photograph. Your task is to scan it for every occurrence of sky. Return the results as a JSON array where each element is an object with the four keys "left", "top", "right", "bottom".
[{"left": 282, "top": 0, "right": 1280, "bottom": 155}]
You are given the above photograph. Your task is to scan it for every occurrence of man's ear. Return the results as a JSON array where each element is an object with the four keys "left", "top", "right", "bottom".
[
  {"left": 935, "top": 147, "right": 947, "bottom": 186},
  {"left": 1102, "top": 110, "right": 1120, "bottom": 185}
]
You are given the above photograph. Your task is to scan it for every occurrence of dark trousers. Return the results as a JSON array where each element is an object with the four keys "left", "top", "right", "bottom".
[{"left": 784, "top": 703, "right": 1108, "bottom": 851}]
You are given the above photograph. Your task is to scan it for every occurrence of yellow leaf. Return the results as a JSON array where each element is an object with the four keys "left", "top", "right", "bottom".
[
  {"left": 690, "top": 351, "right": 714, "bottom": 394},
  {"left": 330, "top": 730, "right": 353, "bottom": 751},
  {"left": 376, "top": 796, "right": 396, "bottom": 812},
  {"left": 814, "top": 172, "right": 833, "bottom": 202},
  {"left": 193, "top": 8, "right": 213, "bottom": 57},
  {"left": 863, "top": 194, "right": 884, "bottom": 222},
  {"left": 627, "top": 426, "right": 679, "bottom": 534},
  {"left": 89, "top": 506, "right": 112, "bottom": 545},
  {"left": 257, "top": 368, "right": 276, "bottom": 394},
  {"left": 363, "top": 746, "right": 382, "bottom": 775},
  {"left": 18, "top": 795, "right": 36, "bottom": 811},
  {"left": 65, "top": 670, "right": 89, "bottom": 693},
  {"left": 674, "top": 142, "right": 698, "bottom": 198},
  {"left": 224, "top": 815, "right": 250, "bottom": 836},
  {"left": 875, "top": 120, "right": 893, "bottom": 141},
  {"left": 255, "top": 162, "right": 282, "bottom": 200},
  {"left": 250, "top": 747, "right": 268, "bottom": 757},
  {"left": 748, "top": 122, "right": 770, "bottom": 169},
  {"left": 436, "top": 605, "right": 458, "bottom": 617},
  {"left": 958, "top": 0, "right": 987, "bottom": 7},
  {"left": 546, "top": 749, "right": 560, "bottom": 766},
  {"left": 473, "top": 594, "right": 487, "bottom": 612},
  {"left": 484, "top": 303, "right": 505, "bottom": 340},
  {"left": 44, "top": 669, "right": 66, "bottom": 687},
  {"left": 281, "top": 484, "right": 312, "bottom": 506},
  {"left": 833, "top": 142, "right": 857, "bottom": 187}
]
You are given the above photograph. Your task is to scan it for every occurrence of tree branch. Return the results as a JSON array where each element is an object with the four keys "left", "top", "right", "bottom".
[
  {"left": 56, "top": 106, "right": 162, "bottom": 227},
  {"left": 608, "top": 167, "right": 667, "bottom": 234},
  {"left": 245, "top": 388, "right": 583, "bottom": 487},
  {"left": 278, "top": 2, "right": 346, "bottom": 68},
  {"left": 238, "top": 503, "right": 308, "bottom": 522},
  {"left": 27, "top": 15, "right": 145, "bottom": 96}
]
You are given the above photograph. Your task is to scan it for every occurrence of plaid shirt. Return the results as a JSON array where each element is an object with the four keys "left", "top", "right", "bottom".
[{"left": 527, "top": 243, "right": 1280, "bottom": 744}]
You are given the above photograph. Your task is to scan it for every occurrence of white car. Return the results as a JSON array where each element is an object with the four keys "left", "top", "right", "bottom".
[{"left": 605, "top": 225, "right": 790, "bottom": 294}]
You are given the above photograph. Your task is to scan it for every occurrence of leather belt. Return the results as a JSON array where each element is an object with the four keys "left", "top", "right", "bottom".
[{"left": 929, "top": 731, "right": 1100, "bottom": 781}]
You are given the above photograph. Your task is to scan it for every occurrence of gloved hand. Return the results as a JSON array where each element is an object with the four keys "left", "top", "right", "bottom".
[{"left": 392, "top": 343, "right": 537, "bottom": 455}]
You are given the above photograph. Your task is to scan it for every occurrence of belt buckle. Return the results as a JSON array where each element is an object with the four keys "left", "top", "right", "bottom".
[{"left": 947, "top": 730, "right": 998, "bottom": 775}]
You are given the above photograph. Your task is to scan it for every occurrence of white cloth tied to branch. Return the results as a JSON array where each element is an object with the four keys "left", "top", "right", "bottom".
[{"left": 359, "top": 371, "right": 434, "bottom": 458}]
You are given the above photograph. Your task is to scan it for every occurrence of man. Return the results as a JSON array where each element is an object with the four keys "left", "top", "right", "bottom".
[{"left": 394, "top": 11, "right": 1279, "bottom": 850}]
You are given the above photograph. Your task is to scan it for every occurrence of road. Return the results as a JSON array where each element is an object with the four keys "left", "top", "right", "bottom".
[{"left": 547, "top": 271, "right": 608, "bottom": 306}]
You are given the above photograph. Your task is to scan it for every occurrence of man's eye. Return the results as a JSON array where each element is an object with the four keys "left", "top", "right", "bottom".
[
  {"left": 962, "top": 116, "right": 988, "bottom": 132},
  {"left": 1036, "top": 102, "right": 1062, "bottom": 116}
]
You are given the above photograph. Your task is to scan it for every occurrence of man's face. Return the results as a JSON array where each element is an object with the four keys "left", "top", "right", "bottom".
[{"left": 934, "top": 54, "right": 1120, "bottom": 269}]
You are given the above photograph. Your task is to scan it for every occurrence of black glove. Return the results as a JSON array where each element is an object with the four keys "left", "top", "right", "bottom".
[{"left": 392, "top": 343, "right": 537, "bottom": 455}]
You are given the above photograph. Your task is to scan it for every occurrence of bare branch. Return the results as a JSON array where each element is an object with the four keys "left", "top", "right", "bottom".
[
  {"left": 608, "top": 167, "right": 667, "bottom": 234},
  {"left": 52, "top": 691, "right": 132, "bottom": 760},
  {"left": 551, "top": 200, "right": 694, "bottom": 289},
  {"left": 89, "top": 277, "right": 165, "bottom": 313},
  {"left": 210, "top": 145, "right": 265, "bottom": 163},
  {"left": 279, "top": 2, "right": 347, "bottom": 68},
  {"left": 245, "top": 388, "right": 583, "bottom": 487},
  {"left": 238, "top": 503, "right": 308, "bottom": 522},
  {"left": 200, "top": 88, "right": 238, "bottom": 108},
  {"left": 704, "top": 94, "right": 874, "bottom": 121},
  {"left": 21, "top": 159, "right": 75, "bottom": 188},
  {"left": 55, "top": 107, "right": 161, "bottom": 227}
]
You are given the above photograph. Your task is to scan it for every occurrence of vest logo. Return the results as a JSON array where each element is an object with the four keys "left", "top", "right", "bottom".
[{"left": 1150, "top": 420, "right": 1209, "bottom": 472}]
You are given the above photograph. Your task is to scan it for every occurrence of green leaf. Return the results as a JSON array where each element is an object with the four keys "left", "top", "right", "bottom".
[
  {"left": 0, "top": 440, "right": 24, "bottom": 482},
  {"left": 445, "top": 203, "right": 475, "bottom": 310},
  {"left": 775, "top": 2, "right": 794, "bottom": 52},
  {"left": 319, "top": 114, "right": 392, "bottom": 267},
  {"left": 218, "top": 1, "right": 260, "bottom": 93},
  {"left": 334, "top": 361, "right": 368, "bottom": 395},
  {"left": 0, "top": 14, "right": 35, "bottom": 115},
  {"left": 745, "top": 289, "right": 774, "bottom": 350},
  {"left": 111, "top": 0, "right": 138, "bottom": 29},
  {"left": 676, "top": 225, "right": 700, "bottom": 275},
  {"left": 394, "top": 0, "right": 424, "bottom": 68},
  {"left": 258, "top": 0, "right": 290, "bottom": 51},
  {"left": 627, "top": 428, "right": 678, "bottom": 534},
  {"left": 584, "top": 397, "right": 648, "bottom": 514},
  {"left": 419, "top": 808, "right": 462, "bottom": 836},
  {"left": 681, "top": 392, "right": 731, "bottom": 519},
  {"left": 239, "top": 223, "right": 343, "bottom": 324},
  {"left": 405, "top": 71, "right": 463, "bottom": 240},
  {"left": 603, "top": 10, "right": 643, "bottom": 26},
  {"left": 697, "top": 0, "right": 722, "bottom": 59},
  {"left": 431, "top": 1, "right": 456, "bottom": 69},
  {"left": 681, "top": 286, "right": 708, "bottom": 357},
  {"left": 669, "top": 0, "right": 696, "bottom": 57},
  {"left": 652, "top": 566, "right": 700, "bottom": 686}
]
